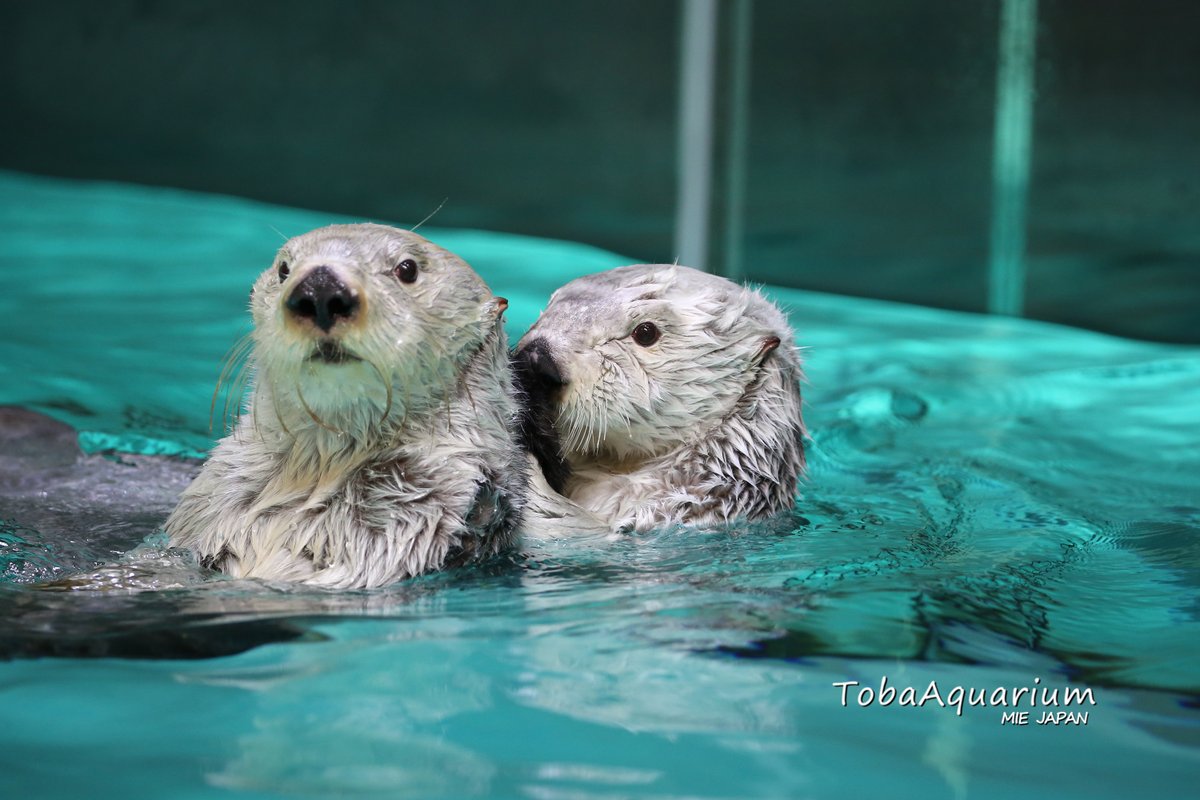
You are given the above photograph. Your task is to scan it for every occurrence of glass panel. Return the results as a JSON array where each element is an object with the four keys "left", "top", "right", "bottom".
[
  {"left": 0, "top": 1, "right": 680, "bottom": 262},
  {"left": 3, "top": 1, "right": 1196, "bottom": 341},
  {"left": 1025, "top": 0, "right": 1200, "bottom": 342},
  {"left": 738, "top": 1, "right": 1000, "bottom": 313}
]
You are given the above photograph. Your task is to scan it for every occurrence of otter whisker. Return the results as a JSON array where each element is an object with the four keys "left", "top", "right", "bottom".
[
  {"left": 210, "top": 344, "right": 240, "bottom": 424},
  {"left": 223, "top": 361, "right": 249, "bottom": 433},
  {"left": 295, "top": 381, "right": 347, "bottom": 437},
  {"left": 210, "top": 332, "right": 255, "bottom": 433},
  {"left": 409, "top": 197, "right": 448, "bottom": 233},
  {"left": 268, "top": 382, "right": 293, "bottom": 438},
  {"left": 364, "top": 356, "right": 394, "bottom": 435},
  {"left": 462, "top": 372, "right": 479, "bottom": 418},
  {"left": 392, "top": 372, "right": 411, "bottom": 433},
  {"left": 226, "top": 350, "right": 257, "bottom": 432},
  {"left": 251, "top": 376, "right": 265, "bottom": 444}
]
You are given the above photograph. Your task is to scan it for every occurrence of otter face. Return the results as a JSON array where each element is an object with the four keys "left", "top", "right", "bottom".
[
  {"left": 249, "top": 223, "right": 504, "bottom": 435},
  {"left": 515, "top": 265, "right": 790, "bottom": 477}
]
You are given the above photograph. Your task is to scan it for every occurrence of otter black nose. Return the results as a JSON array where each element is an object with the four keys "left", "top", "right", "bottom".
[
  {"left": 285, "top": 266, "right": 359, "bottom": 333},
  {"left": 516, "top": 338, "right": 565, "bottom": 386},
  {"left": 513, "top": 338, "right": 571, "bottom": 493}
]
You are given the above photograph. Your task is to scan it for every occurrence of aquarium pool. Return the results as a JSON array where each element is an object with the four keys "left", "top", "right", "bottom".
[{"left": 1, "top": 170, "right": 1197, "bottom": 798}]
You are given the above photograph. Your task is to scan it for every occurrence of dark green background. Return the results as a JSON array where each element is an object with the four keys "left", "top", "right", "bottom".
[{"left": 2, "top": 0, "right": 1197, "bottom": 341}]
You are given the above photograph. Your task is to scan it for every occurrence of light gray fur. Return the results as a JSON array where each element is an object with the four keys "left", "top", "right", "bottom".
[
  {"left": 519, "top": 264, "right": 805, "bottom": 533},
  {"left": 166, "top": 224, "right": 527, "bottom": 588}
]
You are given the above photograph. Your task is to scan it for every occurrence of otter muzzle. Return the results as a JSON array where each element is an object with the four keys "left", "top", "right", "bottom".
[{"left": 286, "top": 266, "right": 359, "bottom": 333}]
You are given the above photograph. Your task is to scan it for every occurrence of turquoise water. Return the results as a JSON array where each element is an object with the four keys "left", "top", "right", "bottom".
[{"left": 1, "top": 171, "right": 1198, "bottom": 798}]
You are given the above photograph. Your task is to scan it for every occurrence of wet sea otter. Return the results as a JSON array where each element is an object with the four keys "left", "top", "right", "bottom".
[
  {"left": 514, "top": 264, "right": 806, "bottom": 533},
  {"left": 165, "top": 223, "right": 527, "bottom": 588}
]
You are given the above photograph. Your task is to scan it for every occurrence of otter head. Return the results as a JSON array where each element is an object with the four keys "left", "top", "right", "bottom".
[
  {"left": 249, "top": 223, "right": 506, "bottom": 443},
  {"left": 514, "top": 264, "right": 803, "bottom": 492}
]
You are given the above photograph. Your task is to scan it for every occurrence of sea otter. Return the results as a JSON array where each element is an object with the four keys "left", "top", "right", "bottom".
[
  {"left": 165, "top": 223, "right": 526, "bottom": 588},
  {"left": 514, "top": 264, "right": 805, "bottom": 533}
]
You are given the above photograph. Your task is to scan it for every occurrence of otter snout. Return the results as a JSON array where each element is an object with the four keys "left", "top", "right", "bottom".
[
  {"left": 513, "top": 337, "right": 572, "bottom": 492},
  {"left": 286, "top": 266, "right": 360, "bottom": 333},
  {"left": 515, "top": 338, "right": 566, "bottom": 387}
]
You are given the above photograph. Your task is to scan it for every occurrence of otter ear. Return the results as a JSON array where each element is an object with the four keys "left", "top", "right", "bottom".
[
  {"left": 746, "top": 334, "right": 782, "bottom": 367},
  {"left": 488, "top": 296, "right": 509, "bottom": 320}
]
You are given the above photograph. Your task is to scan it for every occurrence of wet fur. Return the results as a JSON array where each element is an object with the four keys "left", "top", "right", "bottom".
[
  {"left": 166, "top": 224, "right": 527, "bottom": 588},
  {"left": 514, "top": 264, "right": 805, "bottom": 533},
  {"left": 512, "top": 351, "right": 572, "bottom": 493}
]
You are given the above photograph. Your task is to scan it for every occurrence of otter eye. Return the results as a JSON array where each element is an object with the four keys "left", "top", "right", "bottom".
[
  {"left": 393, "top": 258, "right": 419, "bottom": 284},
  {"left": 277, "top": 261, "right": 290, "bottom": 282},
  {"left": 631, "top": 322, "right": 661, "bottom": 347}
]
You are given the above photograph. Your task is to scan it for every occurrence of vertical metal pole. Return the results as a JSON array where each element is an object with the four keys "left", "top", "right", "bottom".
[
  {"left": 988, "top": 0, "right": 1039, "bottom": 315},
  {"left": 721, "top": 0, "right": 754, "bottom": 282},
  {"left": 674, "top": 0, "right": 718, "bottom": 270}
]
